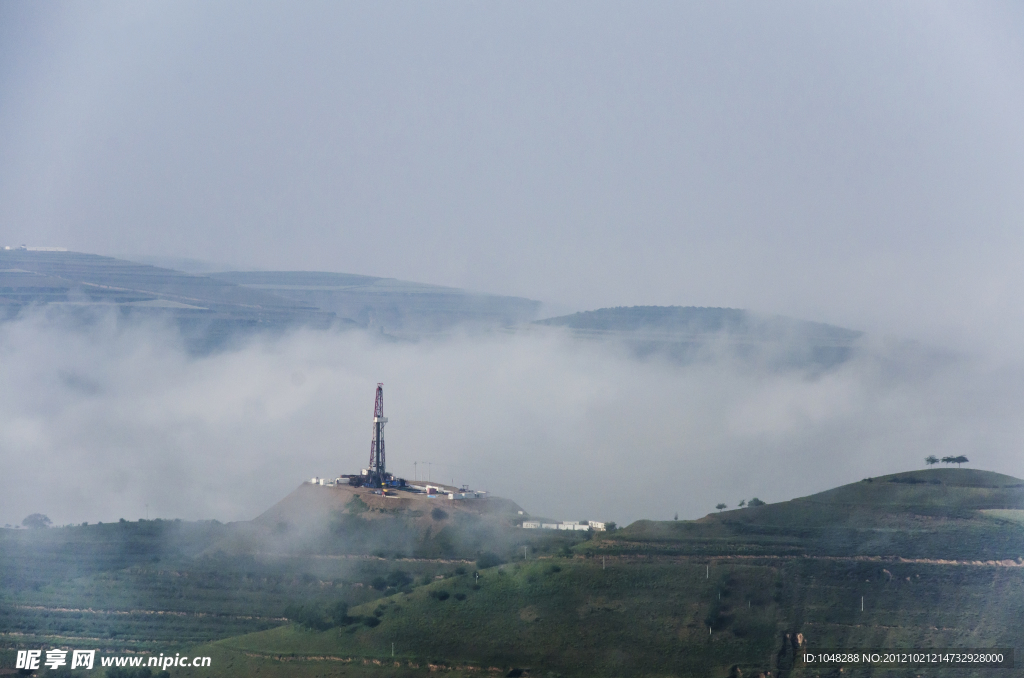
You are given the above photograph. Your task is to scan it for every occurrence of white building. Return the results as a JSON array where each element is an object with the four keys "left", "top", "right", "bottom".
[{"left": 523, "top": 520, "right": 606, "bottom": 531}]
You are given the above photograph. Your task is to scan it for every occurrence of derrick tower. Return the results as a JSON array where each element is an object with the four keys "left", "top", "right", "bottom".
[{"left": 366, "top": 383, "right": 387, "bottom": 487}]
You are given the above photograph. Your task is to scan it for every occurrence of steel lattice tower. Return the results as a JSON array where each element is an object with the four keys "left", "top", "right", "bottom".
[{"left": 367, "top": 383, "right": 387, "bottom": 486}]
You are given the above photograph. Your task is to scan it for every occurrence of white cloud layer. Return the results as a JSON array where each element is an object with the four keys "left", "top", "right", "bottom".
[{"left": 2, "top": 314, "right": 1022, "bottom": 528}]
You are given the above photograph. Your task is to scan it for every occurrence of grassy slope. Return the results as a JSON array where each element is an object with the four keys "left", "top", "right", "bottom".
[
  {"left": 180, "top": 469, "right": 1024, "bottom": 678},
  {"left": 590, "top": 468, "right": 1024, "bottom": 561},
  {"left": 0, "top": 488, "right": 578, "bottom": 657},
  {"left": 186, "top": 559, "right": 783, "bottom": 678},
  {"left": 5, "top": 470, "right": 1023, "bottom": 677}
]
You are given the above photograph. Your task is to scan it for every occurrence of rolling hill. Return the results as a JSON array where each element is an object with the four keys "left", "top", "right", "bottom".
[
  {"left": 0, "top": 250, "right": 541, "bottom": 350},
  {"left": 156, "top": 468, "right": 1024, "bottom": 678},
  {"left": 210, "top": 271, "right": 541, "bottom": 336},
  {"left": 535, "top": 306, "right": 866, "bottom": 369}
]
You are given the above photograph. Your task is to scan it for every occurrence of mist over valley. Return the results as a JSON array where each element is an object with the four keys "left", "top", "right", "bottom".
[{"left": 3, "top": 2, "right": 1024, "bottom": 674}]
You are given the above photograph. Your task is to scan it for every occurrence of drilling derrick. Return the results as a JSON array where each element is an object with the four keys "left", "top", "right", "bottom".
[{"left": 366, "top": 383, "right": 387, "bottom": 487}]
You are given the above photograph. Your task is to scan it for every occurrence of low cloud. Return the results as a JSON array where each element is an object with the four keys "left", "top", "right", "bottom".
[{"left": 1, "top": 311, "right": 1022, "bottom": 528}]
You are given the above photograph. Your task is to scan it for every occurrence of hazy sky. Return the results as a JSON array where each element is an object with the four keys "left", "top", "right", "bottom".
[{"left": 2, "top": 1, "right": 1024, "bottom": 351}]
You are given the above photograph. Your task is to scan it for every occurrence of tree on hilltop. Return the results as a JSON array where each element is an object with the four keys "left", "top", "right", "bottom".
[
  {"left": 747, "top": 498, "right": 766, "bottom": 507},
  {"left": 738, "top": 500, "right": 746, "bottom": 507},
  {"left": 941, "top": 455, "right": 969, "bottom": 467},
  {"left": 715, "top": 503, "right": 727, "bottom": 512},
  {"left": 22, "top": 514, "right": 51, "bottom": 529},
  {"left": 925, "top": 455, "right": 939, "bottom": 466}
]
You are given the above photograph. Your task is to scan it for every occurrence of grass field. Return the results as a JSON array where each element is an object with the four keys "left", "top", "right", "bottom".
[{"left": 3, "top": 469, "right": 1023, "bottom": 677}]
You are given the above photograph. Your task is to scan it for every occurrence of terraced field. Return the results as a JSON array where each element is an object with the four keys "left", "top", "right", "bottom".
[{"left": 3, "top": 469, "right": 1022, "bottom": 677}]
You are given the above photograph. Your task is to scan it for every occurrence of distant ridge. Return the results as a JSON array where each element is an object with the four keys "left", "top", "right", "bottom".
[
  {"left": 536, "top": 305, "right": 861, "bottom": 342},
  {"left": 535, "top": 305, "right": 863, "bottom": 369},
  {"left": 0, "top": 250, "right": 336, "bottom": 351},
  {"left": 0, "top": 251, "right": 542, "bottom": 347},
  {"left": 211, "top": 271, "right": 541, "bottom": 335}
]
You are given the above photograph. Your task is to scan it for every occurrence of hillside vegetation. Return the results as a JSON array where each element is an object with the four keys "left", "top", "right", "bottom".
[
  {"left": 176, "top": 469, "right": 1024, "bottom": 678},
  {"left": 4, "top": 470, "right": 1022, "bottom": 677}
]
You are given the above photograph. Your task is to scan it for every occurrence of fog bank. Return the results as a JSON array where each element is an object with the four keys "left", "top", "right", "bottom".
[{"left": 2, "top": 313, "right": 1022, "bottom": 528}]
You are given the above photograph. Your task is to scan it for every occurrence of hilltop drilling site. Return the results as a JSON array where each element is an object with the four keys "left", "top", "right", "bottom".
[{"left": 304, "top": 383, "right": 607, "bottom": 532}]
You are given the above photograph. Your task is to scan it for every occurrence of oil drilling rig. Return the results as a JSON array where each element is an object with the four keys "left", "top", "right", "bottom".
[{"left": 347, "top": 383, "right": 406, "bottom": 490}]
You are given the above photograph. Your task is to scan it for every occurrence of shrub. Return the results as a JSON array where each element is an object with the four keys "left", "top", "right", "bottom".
[
  {"left": 386, "top": 570, "right": 413, "bottom": 588},
  {"left": 454, "top": 592, "right": 466, "bottom": 600},
  {"left": 326, "top": 601, "right": 352, "bottom": 626},
  {"left": 430, "top": 590, "right": 450, "bottom": 601},
  {"left": 363, "top": 616, "right": 381, "bottom": 627},
  {"left": 284, "top": 603, "right": 332, "bottom": 631},
  {"left": 431, "top": 508, "right": 449, "bottom": 521},
  {"left": 476, "top": 552, "right": 502, "bottom": 569},
  {"left": 285, "top": 600, "right": 353, "bottom": 630}
]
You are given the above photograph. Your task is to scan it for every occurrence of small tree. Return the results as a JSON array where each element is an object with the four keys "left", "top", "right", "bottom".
[
  {"left": 925, "top": 455, "right": 939, "bottom": 466},
  {"left": 476, "top": 552, "right": 503, "bottom": 569},
  {"left": 747, "top": 498, "right": 766, "bottom": 507},
  {"left": 22, "top": 514, "right": 51, "bottom": 529},
  {"left": 715, "top": 503, "right": 727, "bottom": 512},
  {"left": 738, "top": 500, "right": 746, "bottom": 507},
  {"left": 952, "top": 455, "right": 969, "bottom": 467},
  {"left": 674, "top": 513, "right": 678, "bottom": 521}
]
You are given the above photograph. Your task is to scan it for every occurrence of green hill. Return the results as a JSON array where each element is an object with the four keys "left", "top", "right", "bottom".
[
  {"left": 593, "top": 469, "right": 1024, "bottom": 561},
  {"left": 4, "top": 470, "right": 1021, "bottom": 676},
  {"left": 163, "top": 469, "right": 1024, "bottom": 678}
]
